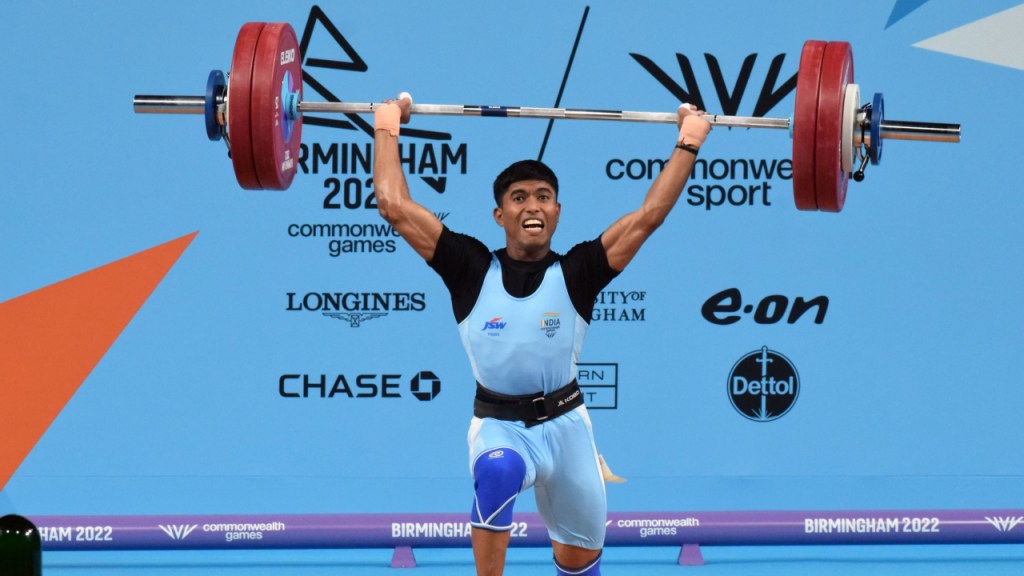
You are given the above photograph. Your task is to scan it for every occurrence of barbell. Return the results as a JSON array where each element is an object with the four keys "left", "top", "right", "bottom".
[{"left": 133, "top": 22, "right": 960, "bottom": 212}]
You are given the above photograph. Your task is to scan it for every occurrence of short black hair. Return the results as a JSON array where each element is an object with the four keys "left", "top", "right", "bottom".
[{"left": 492, "top": 160, "right": 559, "bottom": 206}]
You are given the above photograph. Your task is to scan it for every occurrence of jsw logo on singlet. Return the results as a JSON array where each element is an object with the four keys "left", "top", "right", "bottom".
[
  {"left": 481, "top": 315, "right": 509, "bottom": 334},
  {"left": 482, "top": 317, "right": 508, "bottom": 332}
]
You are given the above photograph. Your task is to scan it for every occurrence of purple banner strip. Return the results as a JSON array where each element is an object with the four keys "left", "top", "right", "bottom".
[{"left": 28, "top": 510, "right": 1024, "bottom": 551}]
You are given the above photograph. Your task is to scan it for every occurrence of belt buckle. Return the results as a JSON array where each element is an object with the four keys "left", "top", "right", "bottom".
[{"left": 531, "top": 395, "right": 549, "bottom": 422}]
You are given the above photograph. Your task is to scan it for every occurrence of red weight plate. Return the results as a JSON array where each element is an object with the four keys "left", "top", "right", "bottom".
[
  {"left": 814, "top": 42, "right": 854, "bottom": 212},
  {"left": 250, "top": 23, "right": 303, "bottom": 190},
  {"left": 228, "top": 22, "right": 265, "bottom": 190},
  {"left": 792, "top": 40, "right": 827, "bottom": 211}
]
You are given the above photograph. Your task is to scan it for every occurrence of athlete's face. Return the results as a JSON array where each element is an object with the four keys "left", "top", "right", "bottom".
[{"left": 493, "top": 179, "right": 561, "bottom": 261}]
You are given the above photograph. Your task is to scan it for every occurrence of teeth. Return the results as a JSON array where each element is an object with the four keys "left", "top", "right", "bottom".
[{"left": 524, "top": 219, "right": 543, "bottom": 228}]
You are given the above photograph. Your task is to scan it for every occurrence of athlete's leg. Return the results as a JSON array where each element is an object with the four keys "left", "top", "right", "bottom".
[
  {"left": 534, "top": 407, "right": 607, "bottom": 574},
  {"left": 552, "top": 542, "right": 602, "bottom": 574},
  {"left": 467, "top": 418, "right": 535, "bottom": 576},
  {"left": 472, "top": 527, "right": 512, "bottom": 576},
  {"left": 471, "top": 447, "right": 527, "bottom": 530}
]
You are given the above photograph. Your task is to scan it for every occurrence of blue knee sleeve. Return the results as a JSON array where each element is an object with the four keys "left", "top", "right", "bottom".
[
  {"left": 555, "top": 553, "right": 601, "bottom": 575},
  {"left": 470, "top": 448, "right": 526, "bottom": 531}
]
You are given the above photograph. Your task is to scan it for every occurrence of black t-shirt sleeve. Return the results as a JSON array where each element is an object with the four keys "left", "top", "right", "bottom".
[
  {"left": 427, "top": 226, "right": 492, "bottom": 323},
  {"left": 428, "top": 228, "right": 616, "bottom": 324},
  {"left": 561, "top": 236, "right": 620, "bottom": 322}
]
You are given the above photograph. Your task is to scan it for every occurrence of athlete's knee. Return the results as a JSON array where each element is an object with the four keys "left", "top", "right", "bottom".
[
  {"left": 555, "top": 551, "right": 602, "bottom": 575},
  {"left": 471, "top": 448, "right": 526, "bottom": 530}
]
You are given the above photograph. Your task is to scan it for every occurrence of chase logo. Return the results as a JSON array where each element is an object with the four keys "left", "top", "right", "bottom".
[
  {"left": 727, "top": 346, "right": 799, "bottom": 422},
  {"left": 482, "top": 317, "right": 507, "bottom": 335},
  {"left": 540, "top": 312, "right": 561, "bottom": 338},
  {"left": 410, "top": 370, "right": 442, "bottom": 401}
]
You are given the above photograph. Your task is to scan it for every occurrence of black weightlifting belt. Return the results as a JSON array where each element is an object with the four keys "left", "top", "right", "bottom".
[{"left": 474, "top": 379, "right": 583, "bottom": 427}]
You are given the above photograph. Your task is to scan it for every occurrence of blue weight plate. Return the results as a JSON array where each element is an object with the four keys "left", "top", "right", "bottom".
[
  {"left": 205, "top": 70, "right": 226, "bottom": 141},
  {"left": 870, "top": 92, "right": 884, "bottom": 165}
]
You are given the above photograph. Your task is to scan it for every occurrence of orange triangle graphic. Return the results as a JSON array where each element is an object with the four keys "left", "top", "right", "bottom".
[{"left": 0, "top": 232, "right": 197, "bottom": 492}]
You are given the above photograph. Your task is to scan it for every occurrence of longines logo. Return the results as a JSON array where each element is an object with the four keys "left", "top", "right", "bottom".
[
  {"left": 286, "top": 291, "right": 426, "bottom": 327},
  {"left": 323, "top": 312, "right": 387, "bottom": 327}
]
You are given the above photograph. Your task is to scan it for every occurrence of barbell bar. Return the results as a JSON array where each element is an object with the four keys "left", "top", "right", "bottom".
[
  {"left": 132, "top": 97, "right": 958, "bottom": 141},
  {"left": 132, "top": 97, "right": 957, "bottom": 139},
  {"left": 133, "top": 22, "right": 960, "bottom": 211},
  {"left": 136, "top": 96, "right": 793, "bottom": 129}
]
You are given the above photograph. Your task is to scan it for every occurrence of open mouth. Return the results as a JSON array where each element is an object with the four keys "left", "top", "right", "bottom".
[{"left": 523, "top": 219, "right": 544, "bottom": 230}]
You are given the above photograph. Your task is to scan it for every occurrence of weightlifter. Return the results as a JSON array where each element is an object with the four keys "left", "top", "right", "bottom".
[{"left": 373, "top": 93, "right": 710, "bottom": 575}]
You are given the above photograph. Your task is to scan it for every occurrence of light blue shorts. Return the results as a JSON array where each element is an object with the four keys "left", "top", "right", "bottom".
[{"left": 467, "top": 405, "right": 607, "bottom": 549}]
